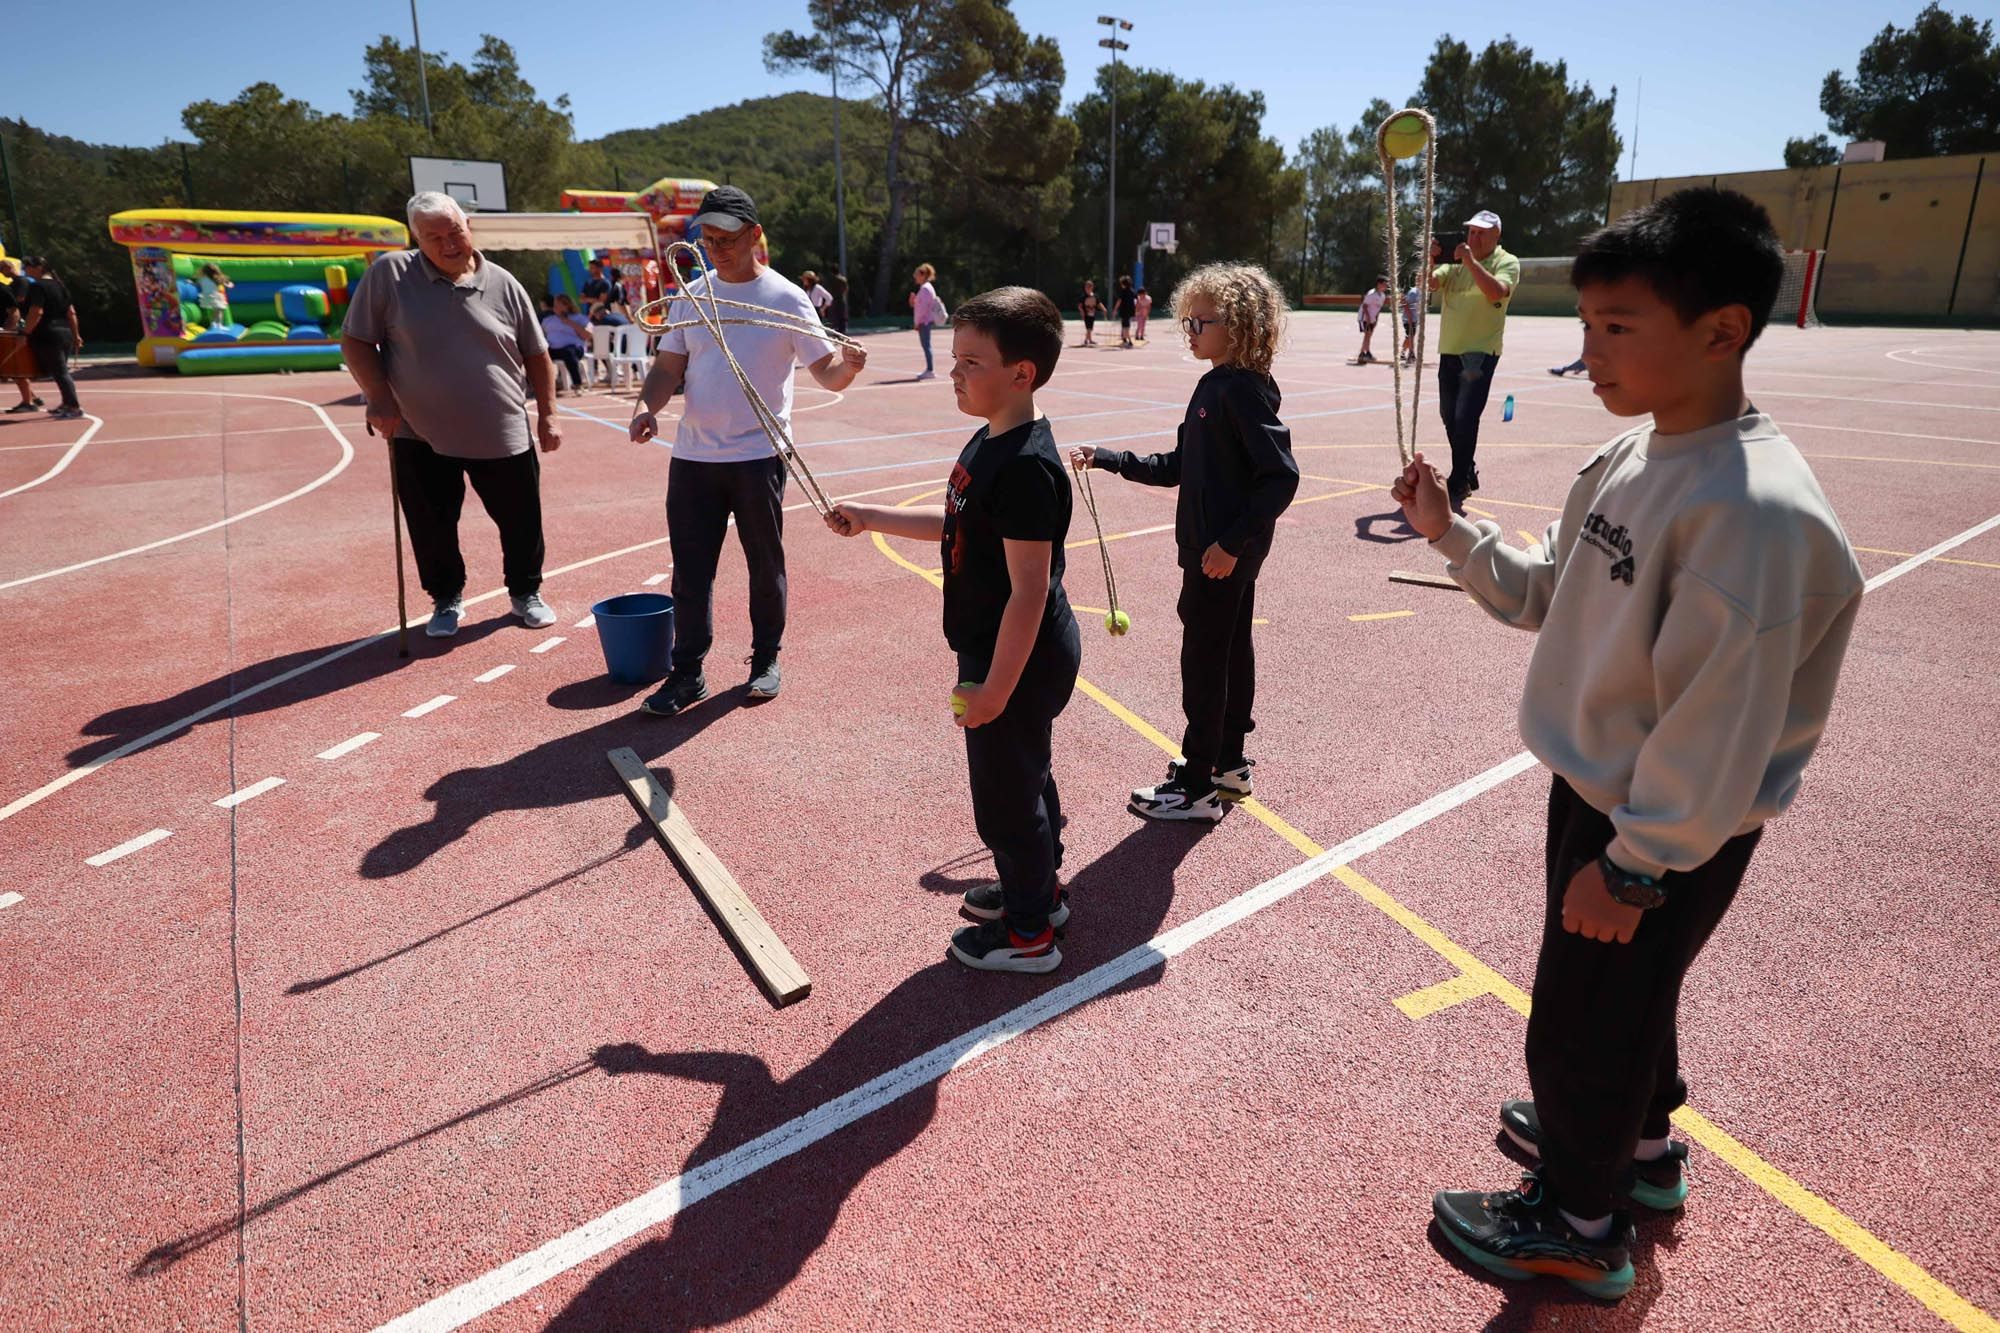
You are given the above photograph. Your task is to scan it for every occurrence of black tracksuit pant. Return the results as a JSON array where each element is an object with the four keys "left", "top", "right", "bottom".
[
  {"left": 1175, "top": 554, "right": 1263, "bottom": 783},
  {"left": 1525, "top": 776, "right": 1763, "bottom": 1218},
  {"left": 392, "top": 437, "right": 545, "bottom": 602},
  {"left": 31, "top": 329, "right": 80, "bottom": 411},
  {"left": 667, "top": 454, "right": 788, "bottom": 673},
  {"left": 1436, "top": 350, "right": 1499, "bottom": 491},
  {"left": 957, "top": 612, "right": 1081, "bottom": 937}
]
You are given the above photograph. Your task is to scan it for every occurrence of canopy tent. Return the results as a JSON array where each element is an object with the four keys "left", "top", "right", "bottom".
[{"left": 464, "top": 212, "right": 657, "bottom": 254}]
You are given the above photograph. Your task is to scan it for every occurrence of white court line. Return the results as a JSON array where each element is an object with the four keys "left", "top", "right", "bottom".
[
  {"left": 85, "top": 828, "right": 172, "bottom": 867},
  {"left": 378, "top": 505, "right": 2000, "bottom": 1332},
  {"left": 530, "top": 637, "right": 566, "bottom": 654},
  {"left": 474, "top": 665, "right": 515, "bottom": 684},
  {"left": 0, "top": 390, "right": 355, "bottom": 593},
  {"left": 0, "top": 421, "right": 358, "bottom": 453},
  {"left": 642, "top": 573, "right": 668, "bottom": 586},
  {"left": 0, "top": 473, "right": 946, "bottom": 826},
  {"left": 0, "top": 414, "right": 103, "bottom": 500},
  {"left": 374, "top": 748, "right": 1542, "bottom": 1333},
  {"left": 573, "top": 614, "right": 595, "bottom": 629},
  {"left": 214, "top": 776, "right": 285, "bottom": 809},
  {"left": 0, "top": 891, "right": 23, "bottom": 910},
  {"left": 402, "top": 695, "right": 456, "bottom": 719},
  {"left": 317, "top": 732, "right": 381, "bottom": 761},
  {"left": 1887, "top": 346, "right": 2000, "bottom": 376}
]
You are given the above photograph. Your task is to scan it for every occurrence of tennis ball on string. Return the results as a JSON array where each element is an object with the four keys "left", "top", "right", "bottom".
[
  {"left": 1104, "top": 609, "right": 1131, "bottom": 636},
  {"left": 950, "top": 681, "right": 978, "bottom": 718},
  {"left": 1379, "top": 111, "right": 1431, "bottom": 161}
]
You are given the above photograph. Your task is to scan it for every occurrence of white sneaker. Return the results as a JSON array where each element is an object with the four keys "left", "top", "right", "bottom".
[
  {"left": 915, "top": 370, "right": 936, "bottom": 380},
  {"left": 1161, "top": 756, "right": 1254, "bottom": 801},
  {"left": 427, "top": 597, "right": 464, "bottom": 638},
  {"left": 1128, "top": 773, "right": 1225, "bottom": 822},
  {"left": 511, "top": 593, "right": 556, "bottom": 628}
]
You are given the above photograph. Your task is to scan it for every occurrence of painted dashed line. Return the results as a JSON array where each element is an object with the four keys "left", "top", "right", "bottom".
[
  {"left": 642, "top": 573, "right": 669, "bottom": 586},
  {"left": 530, "top": 637, "right": 566, "bottom": 654},
  {"left": 403, "top": 695, "right": 456, "bottom": 719},
  {"left": 0, "top": 891, "right": 22, "bottom": 911},
  {"left": 317, "top": 732, "right": 381, "bottom": 761},
  {"left": 474, "top": 665, "right": 515, "bottom": 684},
  {"left": 215, "top": 777, "right": 285, "bottom": 809},
  {"left": 86, "top": 828, "right": 172, "bottom": 867},
  {"left": 574, "top": 615, "right": 595, "bottom": 629}
]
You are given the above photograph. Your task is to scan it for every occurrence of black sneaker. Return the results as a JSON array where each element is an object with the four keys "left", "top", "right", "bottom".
[
  {"left": 1447, "top": 481, "right": 1469, "bottom": 515},
  {"left": 961, "top": 881, "right": 1069, "bottom": 930},
  {"left": 1128, "top": 772, "right": 1224, "bottom": 822},
  {"left": 949, "top": 918, "right": 1061, "bottom": 974},
  {"left": 1466, "top": 467, "right": 1481, "bottom": 494},
  {"left": 1499, "top": 1099, "right": 1691, "bottom": 1210},
  {"left": 1432, "top": 1170, "right": 1636, "bottom": 1300},
  {"left": 745, "top": 653, "right": 781, "bottom": 700},
  {"left": 5, "top": 400, "right": 40, "bottom": 414},
  {"left": 640, "top": 667, "right": 707, "bottom": 717},
  {"left": 1165, "top": 756, "right": 1253, "bottom": 802}
]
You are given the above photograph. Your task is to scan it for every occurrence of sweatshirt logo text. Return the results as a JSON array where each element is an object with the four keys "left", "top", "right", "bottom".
[{"left": 1580, "top": 511, "right": 1636, "bottom": 586}]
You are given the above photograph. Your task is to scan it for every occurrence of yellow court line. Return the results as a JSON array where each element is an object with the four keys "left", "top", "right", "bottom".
[
  {"left": 1064, "top": 521, "right": 1175, "bottom": 550},
  {"left": 867, "top": 487, "right": 1997, "bottom": 1333},
  {"left": 1349, "top": 610, "right": 1415, "bottom": 622},
  {"left": 1518, "top": 530, "right": 1542, "bottom": 549},
  {"left": 1853, "top": 545, "right": 2000, "bottom": 573}
]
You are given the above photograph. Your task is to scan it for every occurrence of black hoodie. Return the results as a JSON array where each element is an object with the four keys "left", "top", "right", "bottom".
[{"left": 1093, "top": 364, "right": 1299, "bottom": 568}]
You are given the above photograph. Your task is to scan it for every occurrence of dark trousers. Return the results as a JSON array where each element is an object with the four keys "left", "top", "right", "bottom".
[
  {"left": 392, "top": 438, "right": 545, "bottom": 603},
  {"left": 958, "top": 613, "right": 1082, "bottom": 935},
  {"left": 667, "top": 454, "right": 787, "bottom": 671},
  {"left": 550, "top": 344, "right": 586, "bottom": 390},
  {"left": 1176, "top": 558, "right": 1261, "bottom": 781},
  {"left": 1525, "top": 776, "right": 1763, "bottom": 1217},
  {"left": 32, "top": 330, "right": 79, "bottom": 410},
  {"left": 1436, "top": 351, "right": 1499, "bottom": 490}
]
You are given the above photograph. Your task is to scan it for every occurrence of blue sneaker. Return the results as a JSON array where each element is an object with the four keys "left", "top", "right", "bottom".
[{"left": 1433, "top": 1170, "right": 1636, "bottom": 1300}]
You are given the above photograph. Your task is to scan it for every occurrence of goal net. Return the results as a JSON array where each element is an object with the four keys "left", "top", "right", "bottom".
[{"left": 1775, "top": 249, "right": 1824, "bottom": 329}]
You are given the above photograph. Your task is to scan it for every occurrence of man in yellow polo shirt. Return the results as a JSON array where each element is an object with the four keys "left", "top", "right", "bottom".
[{"left": 1431, "top": 209, "right": 1519, "bottom": 510}]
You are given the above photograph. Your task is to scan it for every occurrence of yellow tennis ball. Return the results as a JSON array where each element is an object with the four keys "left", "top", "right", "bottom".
[
  {"left": 1380, "top": 111, "right": 1430, "bottom": 161},
  {"left": 1104, "top": 610, "right": 1131, "bottom": 636},
  {"left": 950, "top": 681, "right": 977, "bottom": 717}
]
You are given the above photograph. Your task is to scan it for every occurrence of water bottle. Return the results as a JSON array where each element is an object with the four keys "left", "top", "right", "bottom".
[{"left": 1502, "top": 394, "right": 1515, "bottom": 423}]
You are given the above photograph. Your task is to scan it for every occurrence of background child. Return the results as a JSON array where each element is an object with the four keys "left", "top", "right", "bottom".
[
  {"left": 911, "top": 262, "right": 946, "bottom": 379},
  {"left": 1394, "top": 187, "right": 1864, "bottom": 1299},
  {"left": 1356, "top": 276, "right": 1388, "bottom": 362},
  {"left": 1115, "top": 275, "right": 1138, "bottom": 348},
  {"left": 1400, "top": 281, "right": 1423, "bottom": 364},
  {"left": 1134, "top": 285, "right": 1152, "bottom": 342},
  {"left": 1077, "top": 280, "right": 1100, "bottom": 346},
  {"left": 197, "top": 262, "right": 233, "bottom": 329},
  {"left": 825, "top": 287, "right": 1079, "bottom": 973},
  {"left": 1072, "top": 263, "right": 1298, "bottom": 821}
]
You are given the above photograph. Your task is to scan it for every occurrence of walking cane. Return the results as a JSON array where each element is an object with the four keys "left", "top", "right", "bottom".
[{"left": 369, "top": 420, "right": 411, "bottom": 658}]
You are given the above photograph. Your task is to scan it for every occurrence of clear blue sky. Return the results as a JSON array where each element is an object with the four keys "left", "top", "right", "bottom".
[{"left": 9, "top": 0, "right": 1962, "bottom": 179}]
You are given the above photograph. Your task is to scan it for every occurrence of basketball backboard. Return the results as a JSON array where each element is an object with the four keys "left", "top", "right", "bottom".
[{"left": 409, "top": 157, "right": 509, "bottom": 212}]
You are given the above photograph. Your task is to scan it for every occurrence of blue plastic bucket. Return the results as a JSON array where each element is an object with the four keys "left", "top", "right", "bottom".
[{"left": 591, "top": 593, "right": 676, "bottom": 683}]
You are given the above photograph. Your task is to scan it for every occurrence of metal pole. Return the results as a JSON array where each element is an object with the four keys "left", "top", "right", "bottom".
[
  {"left": 1629, "top": 76, "right": 1641, "bottom": 181},
  {"left": 410, "top": 0, "right": 434, "bottom": 141},
  {"left": 0, "top": 131, "right": 23, "bottom": 255},
  {"left": 1107, "top": 47, "right": 1117, "bottom": 298},
  {"left": 180, "top": 144, "right": 196, "bottom": 207},
  {"left": 832, "top": 57, "right": 850, "bottom": 278}
]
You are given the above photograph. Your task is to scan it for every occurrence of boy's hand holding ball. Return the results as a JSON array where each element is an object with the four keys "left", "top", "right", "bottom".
[
  {"left": 1391, "top": 451, "right": 1453, "bottom": 541},
  {"left": 951, "top": 680, "right": 1001, "bottom": 728}
]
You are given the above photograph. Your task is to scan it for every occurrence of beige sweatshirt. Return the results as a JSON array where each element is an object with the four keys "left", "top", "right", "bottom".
[{"left": 1432, "top": 410, "right": 1864, "bottom": 878}]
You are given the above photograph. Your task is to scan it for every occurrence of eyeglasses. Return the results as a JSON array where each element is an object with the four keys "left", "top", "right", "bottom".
[{"left": 1181, "top": 314, "right": 1219, "bottom": 337}]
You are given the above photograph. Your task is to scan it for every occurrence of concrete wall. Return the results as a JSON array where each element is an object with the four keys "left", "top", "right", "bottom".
[{"left": 1606, "top": 153, "right": 1995, "bottom": 323}]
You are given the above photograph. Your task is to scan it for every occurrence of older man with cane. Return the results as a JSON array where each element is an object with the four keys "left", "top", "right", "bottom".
[{"left": 342, "top": 192, "right": 562, "bottom": 640}]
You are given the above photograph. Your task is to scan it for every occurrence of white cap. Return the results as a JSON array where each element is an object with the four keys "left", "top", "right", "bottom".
[{"left": 1464, "top": 210, "right": 1502, "bottom": 231}]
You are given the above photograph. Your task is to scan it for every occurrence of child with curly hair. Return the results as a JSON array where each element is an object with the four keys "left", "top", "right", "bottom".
[{"left": 1071, "top": 263, "right": 1299, "bottom": 820}]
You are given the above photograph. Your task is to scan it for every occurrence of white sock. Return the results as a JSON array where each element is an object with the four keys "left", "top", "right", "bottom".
[
  {"left": 1635, "top": 1136, "right": 1671, "bottom": 1162},
  {"left": 1559, "top": 1208, "right": 1613, "bottom": 1241}
]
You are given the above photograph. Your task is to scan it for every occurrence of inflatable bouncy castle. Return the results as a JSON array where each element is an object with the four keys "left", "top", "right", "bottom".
[
  {"left": 550, "top": 176, "right": 769, "bottom": 308},
  {"left": 107, "top": 209, "right": 408, "bottom": 374}
]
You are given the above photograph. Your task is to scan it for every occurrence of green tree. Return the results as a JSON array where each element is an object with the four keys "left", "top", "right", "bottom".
[
  {"left": 1291, "top": 99, "right": 1424, "bottom": 299},
  {"left": 1818, "top": 4, "right": 2000, "bottom": 159},
  {"left": 1415, "top": 36, "right": 1622, "bottom": 256},
  {"left": 1783, "top": 134, "right": 1841, "bottom": 168},
  {"left": 765, "top": 0, "right": 1073, "bottom": 314}
]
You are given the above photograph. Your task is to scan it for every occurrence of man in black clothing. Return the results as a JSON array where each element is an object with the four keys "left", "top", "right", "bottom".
[{"left": 20, "top": 256, "right": 82, "bottom": 419}]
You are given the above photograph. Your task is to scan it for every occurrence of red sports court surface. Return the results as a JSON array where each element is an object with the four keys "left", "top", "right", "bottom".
[{"left": 1, "top": 318, "right": 1996, "bottom": 1331}]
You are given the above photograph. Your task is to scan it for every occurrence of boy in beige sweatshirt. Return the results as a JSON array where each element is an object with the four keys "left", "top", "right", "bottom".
[{"left": 1392, "top": 187, "right": 1864, "bottom": 1299}]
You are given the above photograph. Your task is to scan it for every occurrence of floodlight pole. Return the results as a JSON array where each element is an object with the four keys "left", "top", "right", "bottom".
[
  {"left": 1098, "top": 17, "right": 1132, "bottom": 303},
  {"left": 411, "top": 0, "right": 435, "bottom": 142},
  {"left": 832, "top": 53, "right": 849, "bottom": 278}
]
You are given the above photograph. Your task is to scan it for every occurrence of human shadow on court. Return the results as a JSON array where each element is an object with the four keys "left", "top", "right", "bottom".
[
  {"left": 357, "top": 683, "right": 749, "bottom": 880},
  {"left": 1354, "top": 509, "right": 1422, "bottom": 544},
  {"left": 64, "top": 616, "right": 517, "bottom": 768},
  {"left": 541, "top": 818, "right": 1205, "bottom": 1330}
]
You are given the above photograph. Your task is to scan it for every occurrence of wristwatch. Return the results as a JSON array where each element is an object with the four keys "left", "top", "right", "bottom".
[{"left": 1598, "top": 852, "right": 1667, "bottom": 909}]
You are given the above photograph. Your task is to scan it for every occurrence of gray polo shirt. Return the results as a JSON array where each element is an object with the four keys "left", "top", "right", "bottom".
[{"left": 343, "top": 249, "right": 548, "bottom": 459}]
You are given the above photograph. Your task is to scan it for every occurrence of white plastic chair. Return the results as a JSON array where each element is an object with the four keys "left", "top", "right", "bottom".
[
  {"left": 587, "top": 324, "right": 617, "bottom": 387},
  {"left": 611, "top": 324, "right": 651, "bottom": 387}
]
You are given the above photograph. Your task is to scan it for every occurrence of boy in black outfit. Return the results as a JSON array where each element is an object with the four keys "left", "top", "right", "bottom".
[
  {"left": 1074, "top": 263, "right": 1298, "bottom": 821},
  {"left": 827, "top": 288, "right": 1080, "bottom": 973},
  {"left": 1393, "top": 188, "right": 1863, "bottom": 1298}
]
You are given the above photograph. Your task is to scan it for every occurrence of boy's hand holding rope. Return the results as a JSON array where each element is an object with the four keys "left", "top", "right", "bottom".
[{"left": 625, "top": 240, "right": 869, "bottom": 518}]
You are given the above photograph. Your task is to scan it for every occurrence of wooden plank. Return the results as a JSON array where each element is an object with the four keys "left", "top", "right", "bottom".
[
  {"left": 606, "top": 747, "right": 812, "bottom": 1007},
  {"left": 1387, "top": 568, "right": 1461, "bottom": 591}
]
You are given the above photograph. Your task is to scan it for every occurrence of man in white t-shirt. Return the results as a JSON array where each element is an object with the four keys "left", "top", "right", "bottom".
[{"left": 628, "top": 186, "right": 868, "bottom": 715}]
